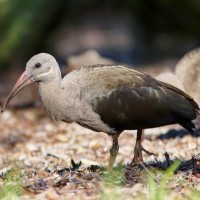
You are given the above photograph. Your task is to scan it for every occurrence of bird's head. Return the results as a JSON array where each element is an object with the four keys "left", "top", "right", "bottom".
[
  {"left": 1, "top": 53, "right": 59, "bottom": 112},
  {"left": 26, "top": 53, "right": 59, "bottom": 82}
]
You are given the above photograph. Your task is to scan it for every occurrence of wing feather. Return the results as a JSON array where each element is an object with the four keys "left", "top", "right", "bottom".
[{"left": 85, "top": 67, "right": 199, "bottom": 132}]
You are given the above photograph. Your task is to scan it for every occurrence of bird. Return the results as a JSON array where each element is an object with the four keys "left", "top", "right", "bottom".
[
  {"left": 1, "top": 53, "right": 199, "bottom": 170},
  {"left": 175, "top": 48, "right": 200, "bottom": 130},
  {"left": 175, "top": 48, "right": 200, "bottom": 108},
  {"left": 155, "top": 48, "right": 200, "bottom": 129}
]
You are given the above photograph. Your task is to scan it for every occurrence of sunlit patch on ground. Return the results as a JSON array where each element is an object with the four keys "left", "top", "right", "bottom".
[{"left": 0, "top": 108, "right": 200, "bottom": 199}]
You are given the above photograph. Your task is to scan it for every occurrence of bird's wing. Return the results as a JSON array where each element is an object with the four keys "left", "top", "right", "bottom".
[
  {"left": 85, "top": 66, "right": 199, "bottom": 132},
  {"left": 155, "top": 79, "right": 199, "bottom": 115}
]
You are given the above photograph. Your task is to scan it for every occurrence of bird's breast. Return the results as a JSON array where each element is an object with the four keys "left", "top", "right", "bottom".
[{"left": 39, "top": 81, "right": 83, "bottom": 123}]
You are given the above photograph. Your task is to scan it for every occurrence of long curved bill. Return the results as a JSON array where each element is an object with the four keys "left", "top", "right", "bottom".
[{"left": 1, "top": 71, "right": 34, "bottom": 112}]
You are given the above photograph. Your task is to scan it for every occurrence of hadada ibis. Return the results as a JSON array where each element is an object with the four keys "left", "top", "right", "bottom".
[{"left": 1, "top": 53, "right": 199, "bottom": 170}]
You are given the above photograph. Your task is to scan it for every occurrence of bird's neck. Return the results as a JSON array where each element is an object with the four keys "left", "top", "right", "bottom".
[
  {"left": 39, "top": 74, "right": 61, "bottom": 93},
  {"left": 39, "top": 64, "right": 62, "bottom": 91},
  {"left": 38, "top": 76, "right": 63, "bottom": 120}
]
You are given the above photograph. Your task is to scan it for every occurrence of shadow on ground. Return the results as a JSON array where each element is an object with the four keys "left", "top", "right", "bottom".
[
  {"left": 157, "top": 128, "right": 200, "bottom": 140},
  {"left": 125, "top": 152, "right": 200, "bottom": 186}
]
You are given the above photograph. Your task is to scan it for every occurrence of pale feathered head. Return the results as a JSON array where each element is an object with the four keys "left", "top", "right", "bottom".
[{"left": 1, "top": 53, "right": 60, "bottom": 112}]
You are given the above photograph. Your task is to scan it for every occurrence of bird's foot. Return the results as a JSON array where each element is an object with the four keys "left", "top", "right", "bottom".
[
  {"left": 108, "top": 154, "right": 118, "bottom": 171},
  {"left": 141, "top": 146, "right": 155, "bottom": 156},
  {"left": 131, "top": 144, "right": 155, "bottom": 165}
]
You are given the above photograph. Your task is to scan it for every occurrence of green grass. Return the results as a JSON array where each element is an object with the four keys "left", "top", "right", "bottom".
[
  {"left": 1, "top": 163, "right": 200, "bottom": 200},
  {"left": 101, "top": 164, "right": 124, "bottom": 186},
  {"left": 148, "top": 160, "right": 181, "bottom": 200},
  {"left": 0, "top": 168, "right": 24, "bottom": 200},
  {"left": 99, "top": 161, "right": 200, "bottom": 200},
  {"left": 100, "top": 164, "right": 127, "bottom": 200}
]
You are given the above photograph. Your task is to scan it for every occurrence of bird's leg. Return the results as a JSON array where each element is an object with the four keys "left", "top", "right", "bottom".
[
  {"left": 108, "top": 134, "right": 119, "bottom": 170},
  {"left": 132, "top": 129, "right": 144, "bottom": 163},
  {"left": 131, "top": 129, "right": 154, "bottom": 164}
]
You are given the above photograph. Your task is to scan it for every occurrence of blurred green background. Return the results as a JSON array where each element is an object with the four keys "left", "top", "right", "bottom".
[{"left": 0, "top": 0, "right": 200, "bottom": 71}]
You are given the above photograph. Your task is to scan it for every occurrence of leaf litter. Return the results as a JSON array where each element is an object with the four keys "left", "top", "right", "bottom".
[{"left": 0, "top": 107, "right": 200, "bottom": 199}]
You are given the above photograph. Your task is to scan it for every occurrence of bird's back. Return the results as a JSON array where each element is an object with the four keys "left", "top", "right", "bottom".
[{"left": 63, "top": 64, "right": 199, "bottom": 133}]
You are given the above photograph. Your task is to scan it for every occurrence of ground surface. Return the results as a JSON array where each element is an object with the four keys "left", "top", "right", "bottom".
[{"left": 0, "top": 107, "right": 200, "bottom": 200}]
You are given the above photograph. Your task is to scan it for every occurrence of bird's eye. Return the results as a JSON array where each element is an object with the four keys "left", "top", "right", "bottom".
[{"left": 35, "top": 63, "right": 41, "bottom": 68}]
